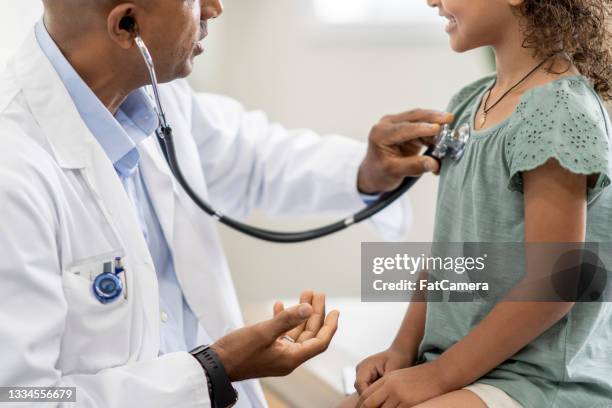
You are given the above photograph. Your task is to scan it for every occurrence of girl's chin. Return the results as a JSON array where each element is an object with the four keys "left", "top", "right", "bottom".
[{"left": 448, "top": 36, "right": 477, "bottom": 53}]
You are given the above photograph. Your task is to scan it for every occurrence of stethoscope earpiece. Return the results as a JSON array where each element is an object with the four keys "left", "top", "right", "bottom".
[{"left": 119, "top": 16, "right": 136, "bottom": 33}]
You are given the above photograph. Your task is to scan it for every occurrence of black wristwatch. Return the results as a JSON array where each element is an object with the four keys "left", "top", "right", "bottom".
[{"left": 190, "top": 345, "right": 238, "bottom": 408}]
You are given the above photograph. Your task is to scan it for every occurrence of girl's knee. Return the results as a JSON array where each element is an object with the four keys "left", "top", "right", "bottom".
[{"left": 412, "top": 390, "right": 487, "bottom": 408}]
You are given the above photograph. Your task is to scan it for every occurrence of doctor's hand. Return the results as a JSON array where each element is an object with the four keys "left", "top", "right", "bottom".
[
  {"left": 211, "top": 291, "right": 339, "bottom": 382},
  {"left": 357, "top": 109, "right": 454, "bottom": 194}
]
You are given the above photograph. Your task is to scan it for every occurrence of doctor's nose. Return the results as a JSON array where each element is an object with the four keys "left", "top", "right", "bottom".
[
  {"left": 202, "top": 0, "right": 223, "bottom": 20},
  {"left": 426, "top": 0, "right": 440, "bottom": 7}
]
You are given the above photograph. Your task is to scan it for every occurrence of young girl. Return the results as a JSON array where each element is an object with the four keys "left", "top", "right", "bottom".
[{"left": 343, "top": 1, "right": 612, "bottom": 407}]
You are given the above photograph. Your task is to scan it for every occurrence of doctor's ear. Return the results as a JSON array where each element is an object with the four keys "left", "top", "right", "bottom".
[{"left": 107, "top": 3, "right": 140, "bottom": 49}]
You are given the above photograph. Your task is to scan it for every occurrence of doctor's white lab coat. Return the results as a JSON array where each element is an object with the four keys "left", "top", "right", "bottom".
[{"left": 0, "top": 32, "right": 409, "bottom": 407}]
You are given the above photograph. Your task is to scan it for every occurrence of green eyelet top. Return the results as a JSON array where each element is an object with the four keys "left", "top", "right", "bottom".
[
  {"left": 417, "top": 74, "right": 612, "bottom": 407},
  {"left": 505, "top": 78, "right": 611, "bottom": 200}
]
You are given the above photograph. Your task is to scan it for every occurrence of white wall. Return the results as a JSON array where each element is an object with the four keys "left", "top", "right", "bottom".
[
  {"left": 188, "top": 0, "right": 490, "bottom": 304},
  {"left": 0, "top": 1, "right": 43, "bottom": 71}
]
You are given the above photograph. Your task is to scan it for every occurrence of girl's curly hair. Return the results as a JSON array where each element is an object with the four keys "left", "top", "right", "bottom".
[{"left": 517, "top": 0, "right": 612, "bottom": 100}]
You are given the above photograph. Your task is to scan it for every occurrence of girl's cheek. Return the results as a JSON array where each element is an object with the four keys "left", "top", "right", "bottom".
[{"left": 442, "top": 0, "right": 463, "bottom": 15}]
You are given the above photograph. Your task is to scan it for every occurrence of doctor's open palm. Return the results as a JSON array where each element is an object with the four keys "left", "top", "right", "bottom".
[{"left": 210, "top": 291, "right": 339, "bottom": 381}]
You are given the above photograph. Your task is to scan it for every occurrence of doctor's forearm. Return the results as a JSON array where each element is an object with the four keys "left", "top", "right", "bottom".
[{"left": 433, "top": 301, "right": 574, "bottom": 392}]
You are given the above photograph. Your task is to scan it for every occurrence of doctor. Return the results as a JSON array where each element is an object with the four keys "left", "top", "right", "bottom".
[{"left": 0, "top": 0, "right": 451, "bottom": 407}]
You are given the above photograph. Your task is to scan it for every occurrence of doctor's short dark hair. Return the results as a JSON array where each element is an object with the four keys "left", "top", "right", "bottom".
[{"left": 516, "top": 0, "right": 612, "bottom": 101}]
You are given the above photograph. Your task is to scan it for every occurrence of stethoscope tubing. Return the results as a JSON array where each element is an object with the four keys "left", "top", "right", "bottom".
[
  {"left": 136, "top": 33, "right": 428, "bottom": 243},
  {"left": 157, "top": 125, "right": 428, "bottom": 243}
]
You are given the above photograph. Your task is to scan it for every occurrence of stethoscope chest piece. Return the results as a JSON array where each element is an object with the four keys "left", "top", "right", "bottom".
[
  {"left": 432, "top": 123, "right": 471, "bottom": 161},
  {"left": 92, "top": 259, "right": 124, "bottom": 304}
]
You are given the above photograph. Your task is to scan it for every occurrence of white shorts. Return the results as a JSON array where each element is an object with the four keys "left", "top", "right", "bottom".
[{"left": 463, "top": 383, "right": 524, "bottom": 408}]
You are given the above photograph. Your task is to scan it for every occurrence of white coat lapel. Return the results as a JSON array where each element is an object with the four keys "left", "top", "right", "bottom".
[
  {"left": 10, "top": 32, "right": 90, "bottom": 170},
  {"left": 13, "top": 31, "right": 161, "bottom": 355},
  {"left": 139, "top": 136, "right": 177, "bottom": 248},
  {"left": 81, "top": 150, "right": 161, "bottom": 355},
  {"left": 138, "top": 111, "right": 244, "bottom": 340}
]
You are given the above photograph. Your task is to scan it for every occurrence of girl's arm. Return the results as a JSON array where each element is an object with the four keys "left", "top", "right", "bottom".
[
  {"left": 434, "top": 158, "right": 586, "bottom": 392},
  {"left": 391, "top": 300, "right": 427, "bottom": 360}
]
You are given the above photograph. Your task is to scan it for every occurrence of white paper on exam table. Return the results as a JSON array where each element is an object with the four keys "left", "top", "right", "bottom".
[{"left": 343, "top": 366, "right": 357, "bottom": 395}]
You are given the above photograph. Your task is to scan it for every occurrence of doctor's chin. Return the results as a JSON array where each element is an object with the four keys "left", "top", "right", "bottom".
[{"left": 1, "top": 1, "right": 611, "bottom": 407}]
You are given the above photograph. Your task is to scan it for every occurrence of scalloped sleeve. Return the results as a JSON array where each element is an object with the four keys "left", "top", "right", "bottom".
[{"left": 505, "top": 78, "right": 612, "bottom": 203}]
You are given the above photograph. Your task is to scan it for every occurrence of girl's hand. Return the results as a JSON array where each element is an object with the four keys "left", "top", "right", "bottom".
[
  {"left": 354, "top": 347, "right": 415, "bottom": 394},
  {"left": 356, "top": 362, "right": 448, "bottom": 408}
]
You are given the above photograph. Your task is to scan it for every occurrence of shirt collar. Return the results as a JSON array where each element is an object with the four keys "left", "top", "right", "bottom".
[{"left": 34, "top": 20, "right": 159, "bottom": 177}]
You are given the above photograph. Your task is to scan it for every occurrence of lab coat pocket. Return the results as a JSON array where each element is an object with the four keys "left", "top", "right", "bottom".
[{"left": 60, "top": 254, "right": 132, "bottom": 374}]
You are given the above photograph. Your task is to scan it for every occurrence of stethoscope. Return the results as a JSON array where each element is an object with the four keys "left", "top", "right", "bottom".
[
  {"left": 129, "top": 31, "right": 471, "bottom": 244},
  {"left": 93, "top": 29, "right": 472, "bottom": 303},
  {"left": 93, "top": 257, "right": 125, "bottom": 304},
  {"left": 92, "top": 118, "right": 470, "bottom": 305}
]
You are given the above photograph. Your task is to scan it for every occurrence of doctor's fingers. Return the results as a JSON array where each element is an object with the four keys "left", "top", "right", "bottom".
[
  {"left": 384, "top": 156, "right": 440, "bottom": 178},
  {"left": 398, "top": 138, "right": 435, "bottom": 157},
  {"left": 383, "top": 109, "right": 454, "bottom": 125},
  {"left": 292, "top": 309, "right": 340, "bottom": 362},
  {"left": 273, "top": 301, "right": 284, "bottom": 317},
  {"left": 273, "top": 289, "right": 314, "bottom": 316},
  {"left": 273, "top": 289, "right": 313, "bottom": 317},
  {"left": 378, "top": 122, "right": 443, "bottom": 146},
  {"left": 265, "top": 303, "right": 314, "bottom": 341},
  {"left": 277, "top": 291, "right": 315, "bottom": 341},
  {"left": 286, "top": 290, "right": 315, "bottom": 340},
  {"left": 297, "top": 292, "right": 326, "bottom": 342}
]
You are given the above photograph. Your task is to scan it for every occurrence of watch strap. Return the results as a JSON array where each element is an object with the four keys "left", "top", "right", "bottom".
[{"left": 191, "top": 345, "right": 237, "bottom": 408}]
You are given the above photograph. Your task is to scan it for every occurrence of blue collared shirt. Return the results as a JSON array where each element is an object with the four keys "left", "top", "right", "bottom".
[{"left": 35, "top": 20, "right": 204, "bottom": 355}]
